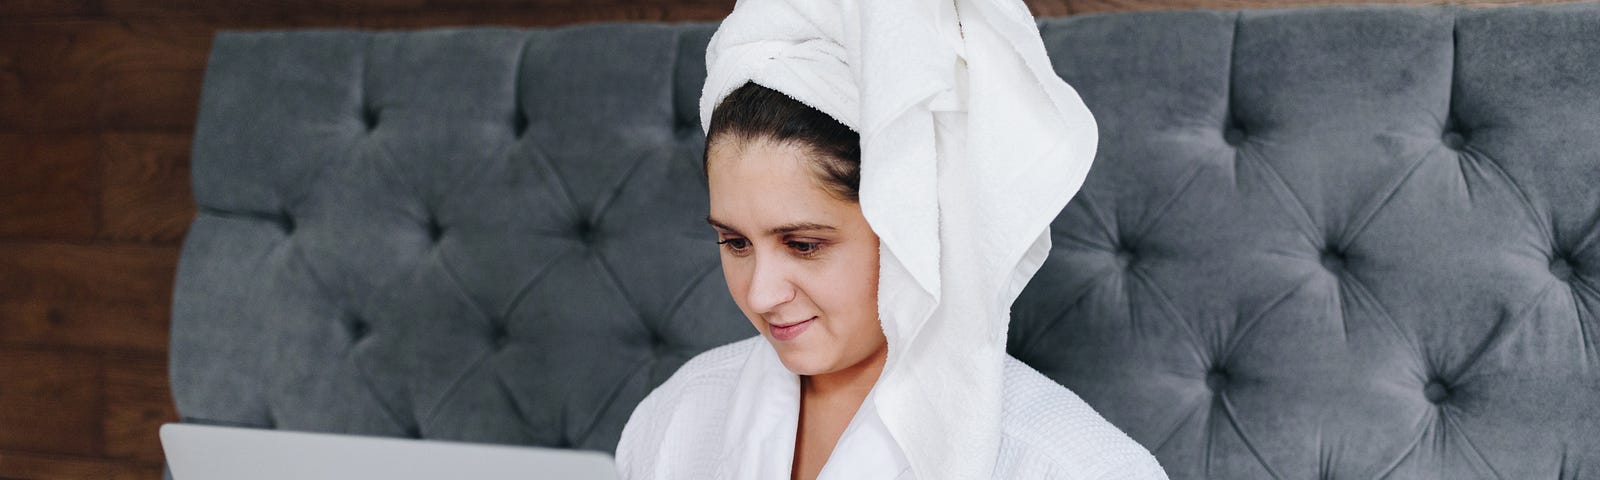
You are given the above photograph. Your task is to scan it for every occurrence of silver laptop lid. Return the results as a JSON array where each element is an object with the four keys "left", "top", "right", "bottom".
[{"left": 161, "top": 423, "right": 619, "bottom": 480}]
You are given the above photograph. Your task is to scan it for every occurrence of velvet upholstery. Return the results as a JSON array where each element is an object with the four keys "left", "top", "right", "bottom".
[{"left": 172, "top": 3, "right": 1600, "bottom": 478}]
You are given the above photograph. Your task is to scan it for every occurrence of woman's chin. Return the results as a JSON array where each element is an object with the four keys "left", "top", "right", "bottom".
[{"left": 768, "top": 340, "right": 835, "bottom": 376}]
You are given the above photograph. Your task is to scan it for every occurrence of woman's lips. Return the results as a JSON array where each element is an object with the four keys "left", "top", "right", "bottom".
[{"left": 770, "top": 316, "right": 816, "bottom": 341}]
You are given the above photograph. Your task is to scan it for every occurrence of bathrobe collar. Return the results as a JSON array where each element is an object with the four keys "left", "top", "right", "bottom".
[{"left": 714, "top": 340, "right": 912, "bottom": 480}]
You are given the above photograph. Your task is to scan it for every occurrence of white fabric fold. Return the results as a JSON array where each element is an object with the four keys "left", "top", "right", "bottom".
[
  {"left": 711, "top": 337, "right": 912, "bottom": 480},
  {"left": 699, "top": 0, "right": 1099, "bottom": 478}
]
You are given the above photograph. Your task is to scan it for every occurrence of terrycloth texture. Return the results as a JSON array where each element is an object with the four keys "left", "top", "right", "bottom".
[
  {"left": 699, "top": 0, "right": 1100, "bottom": 477},
  {"left": 615, "top": 336, "right": 1168, "bottom": 479}
]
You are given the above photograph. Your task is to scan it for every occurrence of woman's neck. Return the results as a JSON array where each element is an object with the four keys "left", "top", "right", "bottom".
[
  {"left": 791, "top": 343, "right": 890, "bottom": 480},
  {"left": 800, "top": 342, "right": 889, "bottom": 403}
]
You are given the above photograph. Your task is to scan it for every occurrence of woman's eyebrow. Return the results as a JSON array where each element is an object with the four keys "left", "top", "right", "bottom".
[{"left": 705, "top": 216, "right": 837, "bottom": 236}]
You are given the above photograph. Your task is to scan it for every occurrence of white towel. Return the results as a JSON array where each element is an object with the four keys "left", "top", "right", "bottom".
[{"left": 699, "top": 0, "right": 1099, "bottom": 478}]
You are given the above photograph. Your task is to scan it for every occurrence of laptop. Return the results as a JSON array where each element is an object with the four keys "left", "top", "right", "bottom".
[{"left": 161, "top": 423, "right": 620, "bottom": 480}]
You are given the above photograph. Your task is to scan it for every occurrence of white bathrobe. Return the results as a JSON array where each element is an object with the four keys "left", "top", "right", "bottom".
[
  {"left": 645, "top": 0, "right": 1173, "bottom": 477},
  {"left": 615, "top": 336, "right": 1168, "bottom": 479}
]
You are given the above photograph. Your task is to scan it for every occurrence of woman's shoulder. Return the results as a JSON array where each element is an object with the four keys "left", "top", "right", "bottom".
[
  {"left": 996, "top": 355, "right": 1169, "bottom": 479},
  {"left": 615, "top": 336, "right": 763, "bottom": 476},
  {"left": 627, "top": 334, "right": 762, "bottom": 419},
  {"left": 661, "top": 335, "right": 763, "bottom": 391}
]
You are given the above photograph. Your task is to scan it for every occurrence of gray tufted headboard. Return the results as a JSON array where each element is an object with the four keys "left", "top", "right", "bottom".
[{"left": 172, "top": 3, "right": 1600, "bottom": 478}]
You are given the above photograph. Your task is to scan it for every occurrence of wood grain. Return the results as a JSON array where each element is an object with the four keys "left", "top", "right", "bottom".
[
  {"left": 103, "top": 352, "right": 177, "bottom": 465},
  {"left": 97, "top": 70, "right": 207, "bottom": 134},
  {"left": 0, "top": 348, "right": 101, "bottom": 457},
  {"left": 0, "top": 300, "right": 170, "bottom": 353},
  {"left": 0, "top": 243, "right": 179, "bottom": 306},
  {"left": 0, "top": 135, "right": 99, "bottom": 240},
  {"left": 100, "top": 133, "right": 196, "bottom": 245},
  {"left": 0, "top": 243, "right": 179, "bottom": 353},
  {"left": 0, "top": 0, "right": 737, "bottom": 20},
  {"left": 0, "top": 21, "right": 213, "bottom": 133},
  {"left": 0, "top": 451, "right": 163, "bottom": 480}
]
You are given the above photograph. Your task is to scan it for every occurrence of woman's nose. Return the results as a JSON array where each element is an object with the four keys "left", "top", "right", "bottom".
[{"left": 745, "top": 256, "right": 795, "bottom": 314}]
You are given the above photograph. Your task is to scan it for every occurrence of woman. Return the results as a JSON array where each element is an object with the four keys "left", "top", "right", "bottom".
[
  {"left": 618, "top": 0, "right": 1168, "bottom": 478},
  {"left": 614, "top": 81, "right": 1168, "bottom": 479}
]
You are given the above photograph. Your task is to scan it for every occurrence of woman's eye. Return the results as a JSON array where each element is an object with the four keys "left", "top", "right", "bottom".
[
  {"left": 717, "top": 238, "right": 750, "bottom": 253},
  {"left": 787, "top": 241, "right": 821, "bottom": 256}
]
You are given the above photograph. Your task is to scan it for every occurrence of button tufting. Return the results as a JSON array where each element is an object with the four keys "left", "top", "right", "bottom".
[
  {"left": 575, "top": 220, "right": 596, "bottom": 243},
  {"left": 362, "top": 105, "right": 380, "bottom": 131},
  {"left": 425, "top": 218, "right": 444, "bottom": 243},
  {"left": 1221, "top": 113, "right": 1246, "bottom": 146},
  {"left": 1205, "top": 367, "right": 1229, "bottom": 392},
  {"left": 512, "top": 109, "right": 529, "bottom": 137},
  {"left": 1441, "top": 115, "right": 1466, "bottom": 150},
  {"left": 1223, "top": 126, "right": 1246, "bottom": 146},
  {"left": 405, "top": 425, "right": 421, "bottom": 438},
  {"left": 649, "top": 331, "right": 668, "bottom": 355},
  {"left": 1424, "top": 379, "right": 1450, "bottom": 404},
  {"left": 277, "top": 211, "right": 296, "bottom": 235},
  {"left": 675, "top": 118, "right": 701, "bottom": 139},
  {"left": 1113, "top": 246, "right": 1135, "bottom": 269},
  {"left": 1551, "top": 254, "right": 1575, "bottom": 281},
  {"left": 346, "top": 316, "right": 369, "bottom": 341},
  {"left": 490, "top": 324, "right": 510, "bottom": 349},
  {"left": 1319, "top": 248, "right": 1346, "bottom": 271}
]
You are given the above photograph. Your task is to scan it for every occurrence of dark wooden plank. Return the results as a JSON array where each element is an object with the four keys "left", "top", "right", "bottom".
[
  {"left": 0, "top": 0, "right": 736, "bottom": 20},
  {"left": 0, "top": 20, "right": 213, "bottom": 133},
  {"left": 0, "top": 242, "right": 179, "bottom": 306},
  {"left": 0, "top": 1, "right": 100, "bottom": 18},
  {"left": 0, "top": 450, "right": 163, "bottom": 480},
  {"left": 0, "top": 21, "right": 212, "bottom": 76},
  {"left": 0, "top": 243, "right": 179, "bottom": 353},
  {"left": 102, "top": 352, "right": 177, "bottom": 465},
  {"left": 0, "top": 300, "right": 169, "bottom": 353},
  {"left": 0, "top": 135, "right": 99, "bottom": 240},
  {"left": 0, "top": 70, "right": 101, "bottom": 133},
  {"left": 1027, "top": 0, "right": 1076, "bottom": 16},
  {"left": 0, "top": 4, "right": 725, "bottom": 29},
  {"left": 0, "top": 244, "right": 177, "bottom": 352},
  {"left": 97, "top": 70, "right": 207, "bottom": 134},
  {"left": 0, "top": 8, "right": 735, "bottom": 133},
  {"left": 0, "top": 69, "right": 205, "bottom": 133},
  {"left": 659, "top": 4, "right": 735, "bottom": 21},
  {"left": 100, "top": 133, "right": 196, "bottom": 245},
  {"left": 0, "top": 348, "right": 101, "bottom": 457}
]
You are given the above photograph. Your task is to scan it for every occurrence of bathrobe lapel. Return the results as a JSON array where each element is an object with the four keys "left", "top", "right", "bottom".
[{"left": 716, "top": 342, "right": 913, "bottom": 479}]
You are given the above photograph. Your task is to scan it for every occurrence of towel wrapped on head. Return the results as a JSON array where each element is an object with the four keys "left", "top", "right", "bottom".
[{"left": 699, "top": 0, "right": 1100, "bottom": 478}]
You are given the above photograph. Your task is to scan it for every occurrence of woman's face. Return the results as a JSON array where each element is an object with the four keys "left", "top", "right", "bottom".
[{"left": 706, "top": 137, "right": 886, "bottom": 377}]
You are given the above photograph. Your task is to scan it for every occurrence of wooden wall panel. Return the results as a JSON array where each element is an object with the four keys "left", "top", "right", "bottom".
[
  {"left": 0, "top": 300, "right": 170, "bottom": 353},
  {"left": 97, "top": 70, "right": 207, "bottom": 133},
  {"left": 0, "top": 243, "right": 177, "bottom": 354},
  {"left": 0, "top": 451, "right": 163, "bottom": 480},
  {"left": 0, "top": 21, "right": 213, "bottom": 133},
  {"left": 0, "top": 135, "right": 98, "bottom": 239},
  {"left": 102, "top": 352, "right": 177, "bottom": 464},
  {"left": 101, "top": 134, "right": 196, "bottom": 244},
  {"left": 0, "top": 243, "right": 178, "bottom": 308},
  {"left": 0, "top": 348, "right": 101, "bottom": 456},
  {"left": 0, "top": 1, "right": 1588, "bottom": 479}
]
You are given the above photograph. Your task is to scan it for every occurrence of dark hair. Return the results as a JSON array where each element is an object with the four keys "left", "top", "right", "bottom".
[{"left": 704, "top": 82, "right": 862, "bottom": 202}]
